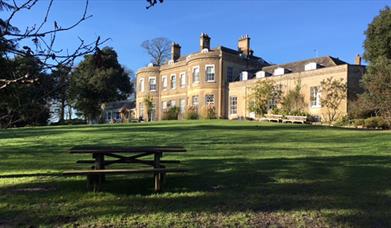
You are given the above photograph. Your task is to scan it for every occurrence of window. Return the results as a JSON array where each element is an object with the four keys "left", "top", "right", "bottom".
[
  {"left": 107, "top": 111, "right": 112, "bottom": 120},
  {"left": 268, "top": 99, "right": 277, "bottom": 110},
  {"left": 227, "top": 67, "right": 234, "bottom": 82},
  {"left": 162, "top": 76, "right": 167, "bottom": 89},
  {"left": 149, "top": 77, "right": 156, "bottom": 91},
  {"left": 310, "top": 86, "right": 321, "bottom": 107},
  {"left": 139, "top": 78, "right": 144, "bottom": 92},
  {"left": 192, "top": 66, "right": 200, "bottom": 83},
  {"left": 180, "top": 72, "right": 186, "bottom": 87},
  {"left": 162, "top": 101, "right": 167, "bottom": 110},
  {"left": 205, "top": 65, "right": 215, "bottom": 82},
  {"left": 229, "top": 96, "right": 237, "bottom": 115},
  {"left": 205, "top": 94, "right": 215, "bottom": 105},
  {"left": 180, "top": 99, "right": 186, "bottom": 113},
  {"left": 192, "top": 95, "right": 199, "bottom": 107},
  {"left": 171, "top": 74, "right": 176, "bottom": 89},
  {"left": 139, "top": 103, "right": 144, "bottom": 118}
]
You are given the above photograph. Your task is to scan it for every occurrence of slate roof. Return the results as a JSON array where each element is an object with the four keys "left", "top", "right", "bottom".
[
  {"left": 261, "top": 56, "right": 347, "bottom": 74},
  {"left": 104, "top": 100, "right": 135, "bottom": 111}
]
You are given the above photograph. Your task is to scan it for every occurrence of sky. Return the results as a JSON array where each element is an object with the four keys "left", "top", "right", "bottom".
[{"left": 7, "top": 0, "right": 391, "bottom": 73}]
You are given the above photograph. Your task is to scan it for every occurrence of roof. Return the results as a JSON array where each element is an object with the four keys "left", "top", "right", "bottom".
[
  {"left": 261, "top": 56, "right": 347, "bottom": 74},
  {"left": 104, "top": 100, "right": 135, "bottom": 111}
]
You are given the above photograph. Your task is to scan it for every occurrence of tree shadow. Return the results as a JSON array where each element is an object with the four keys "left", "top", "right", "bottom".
[{"left": 1, "top": 155, "right": 391, "bottom": 227}]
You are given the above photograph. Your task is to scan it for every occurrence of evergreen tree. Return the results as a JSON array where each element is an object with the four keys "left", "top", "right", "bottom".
[{"left": 70, "top": 47, "right": 132, "bottom": 123}]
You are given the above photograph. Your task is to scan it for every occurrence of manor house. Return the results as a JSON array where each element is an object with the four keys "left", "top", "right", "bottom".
[{"left": 136, "top": 34, "right": 365, "bottom": 121}]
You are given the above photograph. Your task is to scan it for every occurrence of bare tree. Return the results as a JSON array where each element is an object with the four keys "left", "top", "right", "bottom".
[
  {"left": 146, "top": 0, "right": 164, "bottom": 9},
  {"left": 141, "top": 37, "right": 171, "bottom": 66},
  {"left": 0, "top": 0, "right": 109, "bottom": 90}
]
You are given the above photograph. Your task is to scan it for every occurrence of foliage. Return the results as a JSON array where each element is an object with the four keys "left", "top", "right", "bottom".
[
  {"left": 185, "top": 106, "right": 199, "bottom": 120},
  {"left": 364, "top": 117, "right": 390, "bottom": 129},
  {"left": 70, "top": 47, "right": 132, "bottom": 122},
  {"left": 363, "top": 6, "right": 391, "bottom": 62},
  {"left": 320, "top": 77, "right": 347, "bottom": 123},
  {"left": 51, "top": 65, "right": 72, "bottom": 123},
  {"left": 0, "top": 55, "right": 52, "bottom": 128},
  {"left": 281, "top": 80, "right": 306, "bottom": 115},
  {"left": 162, "top": 107, "right": 180, "bottom": 120},
  {"left": 359, "top": 57, "right": 391, "bottom": 118},
  {"left": 141, "top": 37, "right": 171, "bottom": 65},
  {"left": 248, "top": 80, "right": 282, "bottom": 117},
  {"left": 201, "top": 105, "right": 217, "bottom": 119},
  {"left": 143, "top": 94, "right": 154, "bottom": 121}
]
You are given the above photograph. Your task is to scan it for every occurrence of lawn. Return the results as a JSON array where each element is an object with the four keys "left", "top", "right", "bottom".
[{"left": 0, "top": 120, "right": 391, "bottom": 227}]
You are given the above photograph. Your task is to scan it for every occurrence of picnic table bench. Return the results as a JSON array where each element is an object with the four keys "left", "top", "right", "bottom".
[{"left": 63, "top": 146, "right": 187, "bottom": 192}]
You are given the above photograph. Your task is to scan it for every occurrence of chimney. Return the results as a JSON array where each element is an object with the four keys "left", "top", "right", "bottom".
[
  {"left": 200, "top": 33, "right": 211, "bottom": 51},
  {"left": 355, "top": 54, "right": 362, "bottom": 65},
  {"left": 171, "top": 42, "right": 181, "bottom": 62},
  {"left": 238, "top": 34, "right": 251, "bottom": 56}
]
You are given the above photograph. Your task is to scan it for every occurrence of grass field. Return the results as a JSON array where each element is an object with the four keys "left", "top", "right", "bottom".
[{"left": 0, "top": 120, "right": 391, "bottom": 227}]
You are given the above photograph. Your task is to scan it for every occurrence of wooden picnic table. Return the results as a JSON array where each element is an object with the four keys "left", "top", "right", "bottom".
[{"left": 64, "top": 146, "right": 187, "bottom": 192}]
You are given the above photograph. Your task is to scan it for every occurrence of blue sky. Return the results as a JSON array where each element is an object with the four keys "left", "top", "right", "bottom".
[{"left": 8, "top": 0, "right": 390, "bottom": 73}]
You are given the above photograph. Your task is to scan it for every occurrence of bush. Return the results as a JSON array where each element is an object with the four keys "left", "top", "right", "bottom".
[
  {"left": 185, "top": 106, "right": 199, "bottom": 120},
  {"left": 204, "top": 106, "right": 217, "bottom": 119},
  {"left": 334, "top": 115, "right": 351, "bottom": 127},
  {"left": 162, "top": 107, "right": 180, "bottom": 120},
  {"left": 364, "top": 117, "right": 390, "bottom": 129}
]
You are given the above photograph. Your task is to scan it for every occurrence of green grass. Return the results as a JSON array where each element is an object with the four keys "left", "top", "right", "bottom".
[{"left": 1, "top": 120, "right": 391, "bottom": 227}]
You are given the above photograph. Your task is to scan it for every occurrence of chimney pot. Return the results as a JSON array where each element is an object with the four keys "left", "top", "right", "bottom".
[
  {"left": 355, "top": 54, "right": 362, "bottom": 65},
  {"left": 200, "top": 33, "right": 211, "bottom": 51},
  {"left": 171, "top": 42, "right": 181, "bottom": 62}
]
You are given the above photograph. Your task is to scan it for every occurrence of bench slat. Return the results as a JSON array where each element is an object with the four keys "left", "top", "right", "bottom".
[
  {"left": 63, "top": 168, "right": 187, "bottom": 176},
  {"left": 70, "top": 146, "right": 186, "bottom": 154},
  {"left": 76, "top": 160, "right": 181, "bottom": 164}
]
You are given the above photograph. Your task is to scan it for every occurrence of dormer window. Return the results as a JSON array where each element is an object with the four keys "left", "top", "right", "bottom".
[
  {"left": 256, "top": 71, "right": 267, "bottom": 78},
  {"left": 305, "top": 62, "right": 318, "bottom": 71},
  {"left": 273, "top": 67, "right": 287, "bottom": 76},
  {"left": 240, "top": 71, "right": 248, "bottom": 81}
]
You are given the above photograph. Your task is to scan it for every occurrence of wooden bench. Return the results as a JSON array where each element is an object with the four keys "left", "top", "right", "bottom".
[
  {"left": 282, "top": 115, "right": 307, "bottom": 124},
  {"left": 262, "top": 114, "right": 283, "bottom": 122},
  {"left": 64, "top": 146, "right": 187, "bottom": 192},
  {"left": 64, "top": 168, "right": 187, "bottom": 192}
]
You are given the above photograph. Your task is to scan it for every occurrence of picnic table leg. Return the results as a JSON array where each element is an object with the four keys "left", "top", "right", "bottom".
[
  {"left": 154, "top": 152, "right": 162, "bottom": 192},
  {"left": 88, "top": 153, "right": 105, "bottom": 191}
]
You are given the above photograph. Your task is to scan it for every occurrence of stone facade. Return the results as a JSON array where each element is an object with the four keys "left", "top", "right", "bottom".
[{"left": 136, "top": 34, "right": 365, "bottom": 122}]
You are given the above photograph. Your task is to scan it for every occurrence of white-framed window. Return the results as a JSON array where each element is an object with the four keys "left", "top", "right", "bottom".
[
  {"left": 205, "top": 64, "right": 215, "bottom": 82},
  {"left": 180, "top": 72, "right": 186, "bottom": 87},
  {"left": 149, "top": 77, "right": 156, "bottom": 91},
  {"left": 192, "top": 66, "right": 200, "bottom": 83},
  {"left": 268, "top": 99, "right": 277, "bottom": 110},
  {"left": 192, "top": 95, "right": 199, "bottom": 107},
  {"left": 162, "top": 101, "right": 167, "bottom": 110},
  {"left": 162, "top": 76, "right": 167, "bottom": 89},
  {"left": 229, "top": 96, "right": 237, "bottom": 115},
  {"left": 227, "top": 67, "right": 234, "bottom": 82},
  {"left": 179, "top": 99, "right": 186, "bottom": 113},
  {"left": 139, "top": 78, "right": 144, "bottom": 92},
  {"left": 205, "top": 94, "right": 215, "bottom": 105},
  {"left": 310, "top": 86, "right": 321, "bottom": 107},
  {"left": 171, "top": 74, "right": 176, "bottom": 89},
  {"left": 171, "top": 100, "right": 176, "bottom": 107}
]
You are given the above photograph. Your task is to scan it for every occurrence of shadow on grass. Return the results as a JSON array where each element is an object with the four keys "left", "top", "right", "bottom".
[{"left": 1, "top": 155, "right": 391, "bottom": 227}]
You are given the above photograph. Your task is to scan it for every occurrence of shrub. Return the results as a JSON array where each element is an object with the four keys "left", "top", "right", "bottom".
[
  {"left": 185, "top": 106, "right": 199, "bottom": 120},
  {"left": 162, "top": 107, "right": 180, "bottom": 120},
  {"left": 364, "top": 117, "right": 390, "bottom": 129},
  {"left": 205, "top": 106, "right": 217, "bottom": 119}
]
